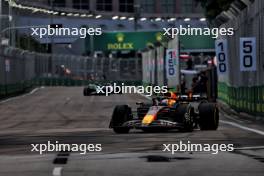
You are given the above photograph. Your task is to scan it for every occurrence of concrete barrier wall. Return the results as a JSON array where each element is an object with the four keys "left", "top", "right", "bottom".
[
  {"left": 218, "top": 0, "right": 264, "bottom": 115},
  {"left": 142, "top": 38, "right": 178, "bottom": 87}
]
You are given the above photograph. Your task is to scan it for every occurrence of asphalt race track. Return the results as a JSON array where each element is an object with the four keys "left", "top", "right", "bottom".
[{"left": 0, "top": 87, "right": 263, "bottom": 176}]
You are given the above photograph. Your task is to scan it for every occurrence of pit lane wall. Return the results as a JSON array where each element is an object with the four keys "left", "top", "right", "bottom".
[
  {"left": 142, "top": 45, "right": 166, "bottom": 87},
  {"left": 142, "top": 38, "right": 179, "bottom": 89},
  {"left": 217, "top": 0, "right": 264, "bottom": 116}
]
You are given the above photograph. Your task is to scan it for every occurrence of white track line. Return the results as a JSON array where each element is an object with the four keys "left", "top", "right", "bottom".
[
  {"left": 220, "top": 120, "right": 264, "bottom": 136},
  {"left": 52, "top": 167, "right": 63, "bottom": 176},
  {"left": 137, "top": 92, "right": 152, "bottom": 100},
  {"left": 220, "top": 111, "right": 245, "bottom": 123},
  {"left": 0, "top": 87, "right": 41, "bottom": 104},
  {"left": 234, "top": 146, "right": 264, "bottom": 150}
]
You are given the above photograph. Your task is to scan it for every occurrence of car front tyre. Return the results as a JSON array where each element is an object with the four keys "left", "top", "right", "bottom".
[{"left": 110, "top": 105, "right": 132, "bottom": 134}]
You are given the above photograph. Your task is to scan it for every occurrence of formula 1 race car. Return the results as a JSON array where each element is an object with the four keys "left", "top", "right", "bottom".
[
  {"left": 83, "top": 84, "right": 106, "bottom": 96},
  {"left": 83, "top": 83, "right": 123, "bottom": 96},
  {"left": 109, "top": 92, "right": 219, "bottom": 133}
]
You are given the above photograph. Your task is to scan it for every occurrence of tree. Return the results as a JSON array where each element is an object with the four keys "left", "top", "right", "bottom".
[{"left": 195, "top": 0, "right": 235, "bottom": 23}]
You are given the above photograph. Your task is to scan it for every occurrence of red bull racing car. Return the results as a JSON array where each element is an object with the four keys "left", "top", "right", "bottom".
[{"left": 109, "top": 92, "right": 219, "bottom": 133}]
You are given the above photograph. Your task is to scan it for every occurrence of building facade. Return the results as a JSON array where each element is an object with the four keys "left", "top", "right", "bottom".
[{"left": 16, "top": 0, "right": 204, "bottom": 18}]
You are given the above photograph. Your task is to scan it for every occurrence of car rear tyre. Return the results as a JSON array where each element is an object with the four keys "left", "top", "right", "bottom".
[
  {"left": 110, "top": 105, "right": 132, "bottom": 134},
  {"left": 198, "top": 103, "right": 219, "bottom": 130},
  {"left": 83, "top": 87, "right": 93, "bottom": 96},
  {"left": 83, "top": 88, "right": 87, "bottom": 96},
  {"left": 83, "top": 88, "right": 91, "bottom": 96}
]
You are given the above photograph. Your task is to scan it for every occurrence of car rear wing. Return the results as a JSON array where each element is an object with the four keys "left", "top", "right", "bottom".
[{"left": 160, "top": 92, "right": 208, "bottom": 102}]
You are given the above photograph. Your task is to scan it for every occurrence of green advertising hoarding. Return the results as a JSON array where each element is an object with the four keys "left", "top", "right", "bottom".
[
  {"left": 179, "top": 35, "right": 215, "bottom": 50},
  {"left": 92, "top": 31, "right": 166, "bottom": 51},
  {"left": 85, "top": 31, "right": 215, "bottom": 51}
]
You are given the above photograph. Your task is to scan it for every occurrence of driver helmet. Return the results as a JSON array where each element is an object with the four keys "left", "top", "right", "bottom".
[{"left": 160, "top": 99, "right": 168, "bottom": 106}]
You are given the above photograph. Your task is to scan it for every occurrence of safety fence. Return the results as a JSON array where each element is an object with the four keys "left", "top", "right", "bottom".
[
  {"left": 218, "top": 82, "right": 264, "bottom": 116},
  {"left": 0, "top": 45, "right": 142, "bottom": 99}
]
